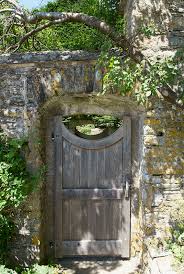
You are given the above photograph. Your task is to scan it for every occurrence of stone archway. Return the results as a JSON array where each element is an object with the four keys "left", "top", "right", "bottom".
[{"left": 40, "top": 94, "right": 144, "bottom": 262}]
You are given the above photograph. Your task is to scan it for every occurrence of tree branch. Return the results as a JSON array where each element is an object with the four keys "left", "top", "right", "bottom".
[
  {"left": 0, "top": 0, "right": 24, "bottom": 12},
  {"left": 0, "top": 8, "right": 15, "bottom": 13},
  {"left": 6, "top": 21, "right": 54, "bottom": 52},
  {"left": 23, "top": 12, "right": 144, "bottom": 61},
  {"left": 0, "top": 6, "right": 183, "bottom": 109}
]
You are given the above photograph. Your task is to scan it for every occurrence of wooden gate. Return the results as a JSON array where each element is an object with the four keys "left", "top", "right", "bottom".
[{"left": 54, "top": 116, "right": 131, "bottom": 258}]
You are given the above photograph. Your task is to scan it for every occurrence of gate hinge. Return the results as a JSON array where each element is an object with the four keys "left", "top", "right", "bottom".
[
  {"left": 49, "top": 241, "right": 54, "bottom": 248},
  {"left": 51, "top": 132, "right": 60, "bottom": 141}
]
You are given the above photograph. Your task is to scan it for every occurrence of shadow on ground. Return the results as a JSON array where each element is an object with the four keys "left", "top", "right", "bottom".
[{"left": 58, "top": 257, "right": 141, "bottom": 274}]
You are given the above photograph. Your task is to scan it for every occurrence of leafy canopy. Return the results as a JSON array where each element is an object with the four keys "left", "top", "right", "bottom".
[
  {"left": 0, "top": 0, "right": 183, "bottom": 107},
  {"left": 0, "top": 0, "right": 122, "bottom": 52}
]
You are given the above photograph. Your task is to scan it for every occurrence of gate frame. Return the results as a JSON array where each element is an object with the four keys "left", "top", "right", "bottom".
[{"left": 41, "top": 94, "right": 145, "bottom": 261}]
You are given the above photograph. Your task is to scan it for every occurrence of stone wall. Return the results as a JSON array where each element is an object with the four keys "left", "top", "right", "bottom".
[
  {"left": 120, "top": 0, "right": 184, "bottom": 271},
  {"left": 0, "top": 51, "right": 101, "bottom": 265},
  {"left": 0, "top": 50, "right": 183, "bottom": 272},
  {"left": 0, "top": 51, "right": 145, "bottom": 266},
  {"left": 121, "top": 0, "right": 184, "bottom": 59},
  {"left": 0, "top": 1, "right": 184, "bottom": 272},
  {"left": 143, "top": 100, "right": 184, "bottom": 273},
  {"left": 0, "top": 51, "right": 99, "bottom": 137}
]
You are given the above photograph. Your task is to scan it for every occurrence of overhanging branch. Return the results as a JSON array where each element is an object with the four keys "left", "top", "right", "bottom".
[{"left": 0, "top": 5, "right": 183, "bottom": 109}]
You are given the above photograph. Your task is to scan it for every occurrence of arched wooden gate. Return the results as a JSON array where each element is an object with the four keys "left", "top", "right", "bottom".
[{"left": 53, "top": 116, "right": 131, "bottom": 258}]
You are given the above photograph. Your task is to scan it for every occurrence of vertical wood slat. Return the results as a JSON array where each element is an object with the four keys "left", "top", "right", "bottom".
[
  {"left": 62, "top": 199, "right": 123, "bottom": 241},
  {"left": 54, "top": 116, "right": 131, "bottom": 258},
  {"left": 95, "top": 201, "right": 105, "bottom": 240},
  {"left": 105, "top": 142, "right": 123, "bottom": 188},
  {"left": 97, "top": 149, "right": 105, "bottom": 188},
  {"left": 70, "top": 200, "right": 81, "bottom": 240},
  {"left": 62, "top": 200, "right": 70, "bottom": 240},
  {"left": 73, "top": 146, "right": 81, "bottom": 188},
  {"left": 123, "top": 116, "right": 132, "bottom": 176},
  {"left": 62, "top": 140, "right": 72, "bottom": 188},
  {"left": 80, "top": 149, "right": 88, "bottom": 188},
  {"left": 105, "top": 200, "right": 111, "bottom": 240},
  {"left": 88, "top": 151, "right": 97, "bottom": 188},
  {"left": 81, "top": 200, "right": 88, "bottom": 239},
  {"left": 87, "top": 201, "right": 96, "bottom": 240},
  {"left": 122, "top": 116, "right": 131, "bottom": 258},
  {"left": 54, "top": 117, "right": 63, "bottom": 258}
]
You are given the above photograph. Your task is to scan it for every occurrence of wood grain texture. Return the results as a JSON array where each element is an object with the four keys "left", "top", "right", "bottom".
[
  {"left": 54, "top": 117, "right": 63, "bottom": 257},
  {"left": 61, "top": 121, "right": 124, "bottom": 149},
  {"left": 121, "top": 116, "right": 131, "bottom": 257},
  {"left": 61, "top": 189, "right": 125, "bottom": 199},
  {"left": 60, "top": 240, "right": 123, "bottom": 256},
  {"left": 54, "top": 116, "right": 131, "bottom": 258}
]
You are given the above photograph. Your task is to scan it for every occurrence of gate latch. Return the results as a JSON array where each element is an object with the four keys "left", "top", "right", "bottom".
[
  {"left": 125, "top": 180, "right": 129, "bottom": 198},
  {"left": 124, "top": 175, "right": 131, "bottom": 198}
]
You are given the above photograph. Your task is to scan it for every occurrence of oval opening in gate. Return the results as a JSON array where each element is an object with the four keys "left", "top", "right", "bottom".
[{"left": 62, "top": 114, "right": 123, "bottom": 140}]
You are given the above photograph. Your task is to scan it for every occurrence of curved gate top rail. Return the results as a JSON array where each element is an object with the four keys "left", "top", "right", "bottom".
[{"left": 56, "top": 119, "right": 124, "bottom": 149}]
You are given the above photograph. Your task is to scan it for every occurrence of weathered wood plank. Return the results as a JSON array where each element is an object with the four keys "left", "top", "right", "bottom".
[
  {"left": 73, "top": 146, "right": 81, "bottom": 188},
  {"left": 112, "top": 200, "right": 121, "bottom": 240},
  {"left": 104, "top": 141, "right": 123, "bottom": 188},
  {"left": 95, "top": 201, "right": 105, "bottom": 240},
  {"left": 121, "top": 116, "right": 131, "bottom": 258},
  {"left": 104, "top": 200, "right": 111, "bottom": 239},
  {"left": 87, "top": 201, "right": 96, "bottom": 240},
  {"left": 61, "top": 189, "right": 124, "bottom": 199},
  {"left": 120, "top": 198, "right": 131, "bottom": 258},
  {"left": 55, "top": 117, "right": 131, "bottom": 258},
  {"left": 61, "top": 122, "right": 124, "bottom": 149},
  {"left": 88, "top": 150, "right": 97, "bottom": 188},
  {"left": 70, "top": 200, "right": 82, "bottom": 240},
  {"left": 59, "top": 240, "right": 123, "bottom": 256},
  {"left": 62, "top": 139, "right": 73, "bottom": 188},
  {"left": 123, "top": 116, "right": 131, "bottom": 177},
  {"left": 54, "top": 117, "right": 63, "bottom": 257},
  {"left": 81, "top": 200, "right": 89, "bottom": 239},
  {"left": 96, "top": 149, "right": 105, "bottom": 188},
  {"left": 80, "top": 149, "right": 88, "bottom": 188},
  {"left": 62, "top": 200, "right": 70, "bottom": 240}
]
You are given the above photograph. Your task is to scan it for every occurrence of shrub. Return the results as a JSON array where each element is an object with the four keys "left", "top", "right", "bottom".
[
  {"left": 22, "top": 264, "right": 62, "bottom": 274},
  {"left": 0, "top": 264, "right": 63, "bottom": 274},
  {"left": 0, "top": 133, "right": 39, "bottom": 263},
  {"left": 167, "top": 201, "right": 184, "bottom": 265},
  {"left": 0, "top": 265, "right": 17, "bottom": 274}
]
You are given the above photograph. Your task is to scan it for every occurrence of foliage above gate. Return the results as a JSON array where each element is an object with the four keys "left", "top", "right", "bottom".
[{"left": 0, "top": 0, "right": 184, "bottom": 109}]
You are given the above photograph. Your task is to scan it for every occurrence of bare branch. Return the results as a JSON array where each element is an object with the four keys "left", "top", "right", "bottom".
[{"left": 6, "top": 21, "right": 54, "bottom": 52}]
